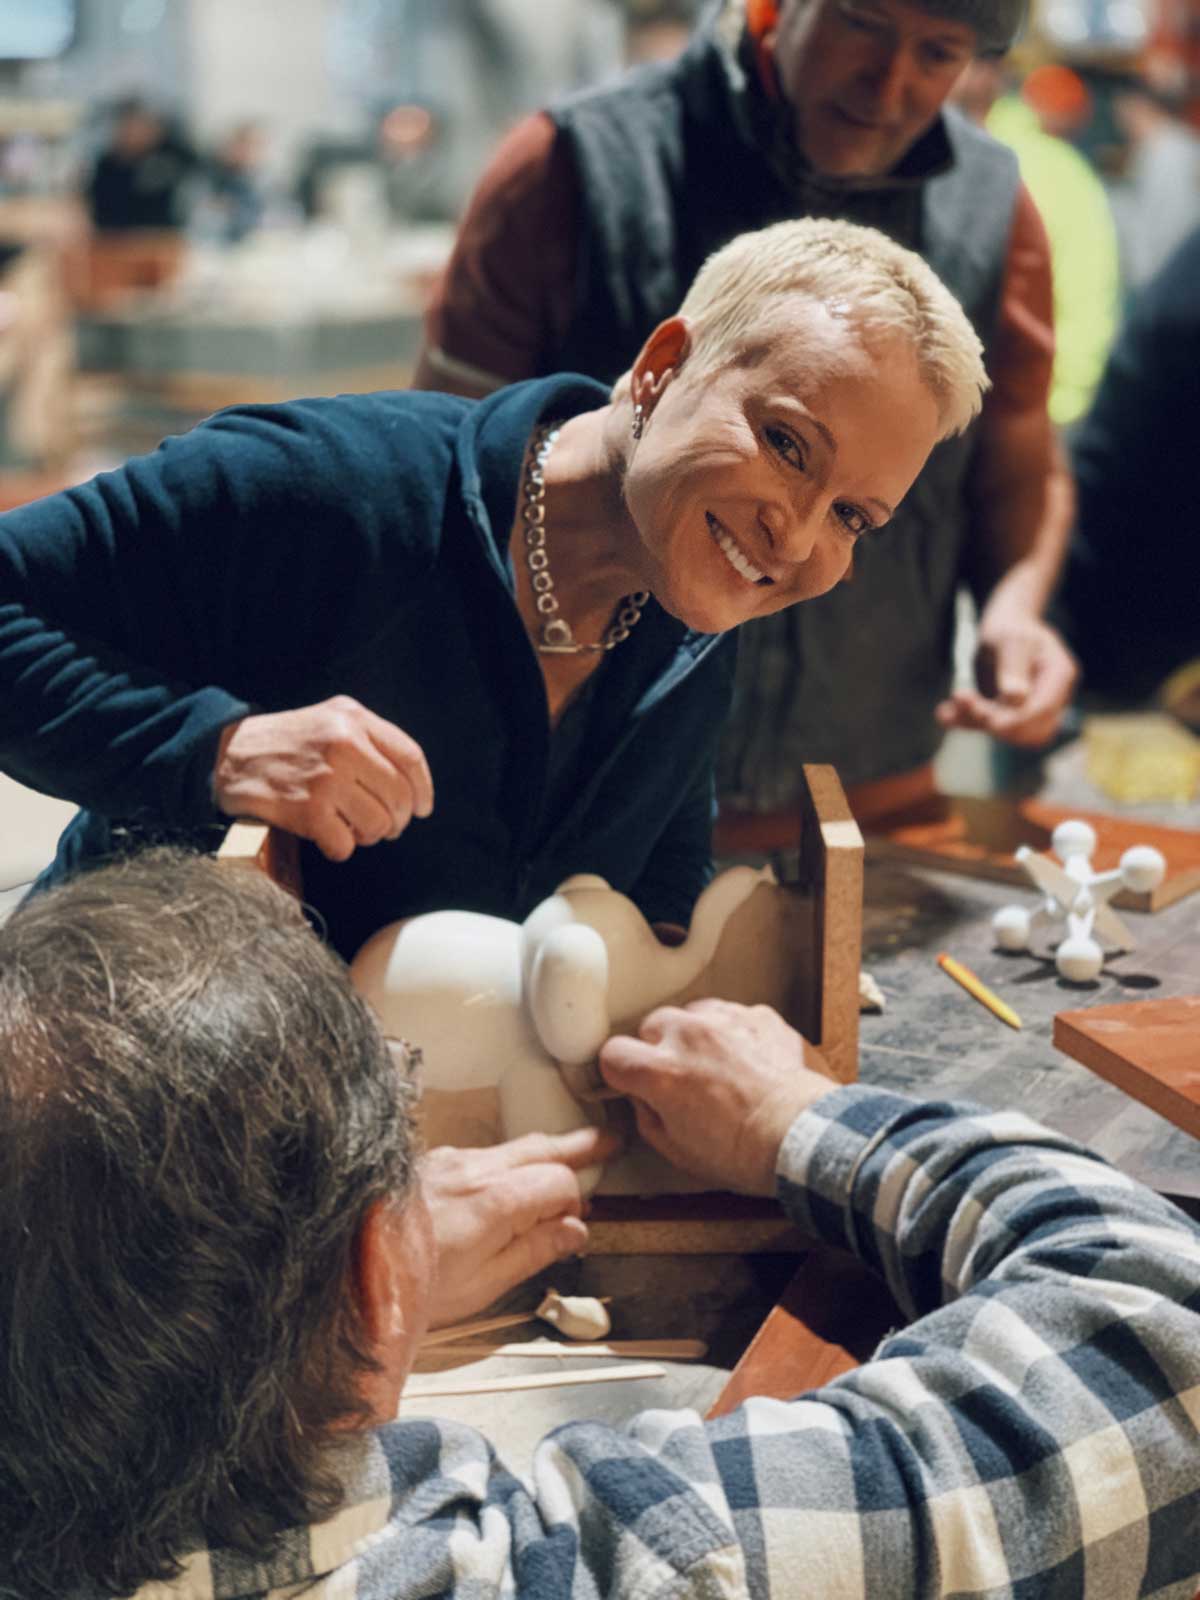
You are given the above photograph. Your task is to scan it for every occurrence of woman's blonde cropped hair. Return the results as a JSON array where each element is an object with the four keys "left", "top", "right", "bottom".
[{"left": 660, "top": 217, "right": 989, "bottom": 439}]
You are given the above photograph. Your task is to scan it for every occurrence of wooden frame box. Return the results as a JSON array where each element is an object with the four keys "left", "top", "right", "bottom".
[{"left": 220, "top": 763, "right": 863, "bottom": 1253}]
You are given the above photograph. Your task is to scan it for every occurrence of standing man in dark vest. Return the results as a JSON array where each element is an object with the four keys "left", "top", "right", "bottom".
[{"left": 415, "top": 0, "right": 1078, "bottom": 835}]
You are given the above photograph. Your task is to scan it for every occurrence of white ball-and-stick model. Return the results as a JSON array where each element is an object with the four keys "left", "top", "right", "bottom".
[{"left": 992, "top": 820, "right": 1166, "bottom": 982}]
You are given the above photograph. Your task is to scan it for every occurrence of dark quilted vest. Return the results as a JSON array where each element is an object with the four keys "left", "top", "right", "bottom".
[{"left": 547, "top": 18, "right": 1020, "bottom": 796}]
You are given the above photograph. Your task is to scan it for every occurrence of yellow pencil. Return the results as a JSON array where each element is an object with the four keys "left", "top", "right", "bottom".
[{"left": 937, "top": 953, "right": 1022, "bottom": 1030}]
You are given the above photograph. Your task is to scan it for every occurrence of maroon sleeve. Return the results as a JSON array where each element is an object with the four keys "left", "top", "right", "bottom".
[
  {"left": 418, "top": 114, "right": 579, "bottom": 394},
  {"left": 984, "top": 181, "right": 1055, "bottom": 416}
]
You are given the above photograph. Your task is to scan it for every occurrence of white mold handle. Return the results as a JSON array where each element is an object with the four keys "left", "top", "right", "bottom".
[{"left": 528, "top": 923, "right": 610, "bottom": 1065}]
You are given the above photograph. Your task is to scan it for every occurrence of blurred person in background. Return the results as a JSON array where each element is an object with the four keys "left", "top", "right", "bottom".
[
  {"left": 1109, "top": 74, "right": 1200, "bottom": 293},
  {"left": 84, "top": 96, "right": 199, "bottom": 235},
  {"left": 953, "top": 58, "right": 1119, "bottom": 429},
  {"left": 296, "top": 103, "right": 455, "bottom": 227},
  {"left": 1056, "top": 224, "right": 1200, "bottom": 706},
  {"left": 376, "top": 102, "right": 455, "bottom": 224},
  {"left": 329, "top": 0, "right": 624, "bottom": 223},
  {"left": 76, "top": 97, "right": 200, "bottom": 309},
  {"left": 203, "top": 120, "right": 270, "bottom": 246},
  {"left": 415, "top": 0, "right": 1078, "bottom": 841}
]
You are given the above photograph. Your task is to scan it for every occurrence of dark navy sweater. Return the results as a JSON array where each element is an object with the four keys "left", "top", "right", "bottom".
[{"left": 0, "top": 376, "right": 735, "bottom": 958}]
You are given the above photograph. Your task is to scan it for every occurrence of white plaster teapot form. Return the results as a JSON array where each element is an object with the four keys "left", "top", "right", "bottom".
[{"left": 350, "top": 864, "right": 776, "bottom": 1192}]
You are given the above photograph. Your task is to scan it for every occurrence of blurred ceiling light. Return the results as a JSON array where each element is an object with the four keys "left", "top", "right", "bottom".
[
  {"left": 1105, "top": 1, "right": 1148, "bottom": 45},
  {"left": 1042, "top": 2, "right": 1090, "bottom": 46},
  {"left": 1040, "top": 0, "right": 1150, "bottom": 47}
]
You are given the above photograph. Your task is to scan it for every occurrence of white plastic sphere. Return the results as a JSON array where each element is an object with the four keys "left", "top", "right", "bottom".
[
  {"left": 1055, "top": 935, "right": 1104, "bottom": 983},
  {"left": 1052, "top": 819, "right": 1097, "bottom": 862},
  {"left": 1119, "top": 845, "right": 1167, "bottom": 895},
  {"left": 992, "top": 905, "right": 1031, "bottom": 950}
]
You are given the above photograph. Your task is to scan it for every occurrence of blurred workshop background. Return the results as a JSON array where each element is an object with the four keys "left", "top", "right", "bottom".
[{"left": 0, "top": 0, "right": 1195, "bottom": 493}]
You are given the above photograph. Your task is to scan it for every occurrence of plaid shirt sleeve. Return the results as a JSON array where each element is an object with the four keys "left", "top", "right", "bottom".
[
  {"left": 529, "top": 1087, "right": 1200, "bottom": 1599},
  {"left": 208, "top": 1088, "right": 1200, "bottom": 1600}
]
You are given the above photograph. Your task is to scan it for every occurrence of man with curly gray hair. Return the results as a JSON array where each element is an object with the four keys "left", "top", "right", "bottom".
[{"left": 0, "top": 852, "right": 604, "bottom": 1599}]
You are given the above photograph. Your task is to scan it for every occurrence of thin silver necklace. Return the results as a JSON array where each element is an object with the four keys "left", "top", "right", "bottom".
[{"left": 523, "top": 423, "right": 650, "bottom": 655}]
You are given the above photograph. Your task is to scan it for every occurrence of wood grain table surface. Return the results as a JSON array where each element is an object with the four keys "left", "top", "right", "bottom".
[{"left": 855, "top": 850, "right": 1199, "bottom": 1203}]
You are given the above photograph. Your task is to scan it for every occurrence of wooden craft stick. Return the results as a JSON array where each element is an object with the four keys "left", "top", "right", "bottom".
[
  {"left": 937, "top": 952, "right": 1022, "bottom": 1031},
  {"left": 422, "top": 1295, "right": 616, "bottom": 1351},
  {"left": 417, "top": 1338, "right": 708, "bottom": 1363},
  {"left": 420, "top": 1311, "right": 537, "bottom": 1348},
  {"left": 403, "top": 1363, "right": 665, "bottom": 1400}
]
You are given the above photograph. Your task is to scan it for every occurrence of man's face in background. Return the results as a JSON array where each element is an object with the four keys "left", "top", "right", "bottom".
[{"left": 770, "top": 0, "right": 980, "bottom": 176}]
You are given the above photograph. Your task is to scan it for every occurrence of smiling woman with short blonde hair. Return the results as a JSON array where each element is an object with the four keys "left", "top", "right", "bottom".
[
  {"left": 1, "top": 216, "right": 982, "bottom": 961},
  {"left": 664, "top": 216, "right": 988, "bottom": 438}
]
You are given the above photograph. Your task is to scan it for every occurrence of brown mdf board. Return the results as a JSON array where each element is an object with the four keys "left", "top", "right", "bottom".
[
  {"left": 587, "top": 764, "right": 863, "bottom": 1253},
  {"left": 1054, "top": 996, "right": 1200, "bottom": 1141},
  {"left": 586, "top": 1194, "right": 806, "bottom": 1257},
  {"left": 668, "top": 768, "right": 862, "bottom": 1085},
  {"left": 866, "top": 793, "right": 1200, "bottom": 912},
  {"left": 217, "top": 822, "right": 303, "bottom": 896},
  {"left": 796, "top": 764, "right": 864, "bottom": 1086},
  {"left": 707, "top": 1248, "right": 900, "bottom": 1417},
  {"left": 580, "top": 877, "right": 825, "bottom": 1250}
]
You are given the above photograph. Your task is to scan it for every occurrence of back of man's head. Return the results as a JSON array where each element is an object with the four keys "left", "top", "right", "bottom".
[{"left": 0, "top": 853, "right": 417, "bottom": 1599}]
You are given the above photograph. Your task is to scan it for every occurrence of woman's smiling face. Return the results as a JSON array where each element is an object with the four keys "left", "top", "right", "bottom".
[{"left": 621, "top": 304, "right": 943, "bottom": 634}]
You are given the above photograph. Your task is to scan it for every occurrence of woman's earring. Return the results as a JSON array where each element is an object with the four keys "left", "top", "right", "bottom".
[{"left": 631, "top": 403, "right": 645, "bottom": 442}]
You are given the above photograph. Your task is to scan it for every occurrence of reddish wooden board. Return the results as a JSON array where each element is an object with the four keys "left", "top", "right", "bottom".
[
  {"left": 867, "top": 794, "right": 1200, "bottom": 912},
  {"left": 1054, "top": 997, "right": 1200, "bottom": 1141},
  {"left": 707, "top": 1248, "right": 899, "bottom": 1418}
]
